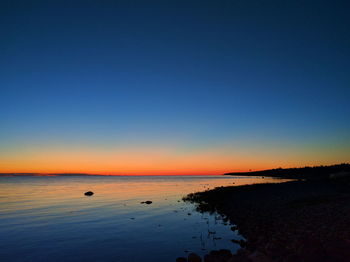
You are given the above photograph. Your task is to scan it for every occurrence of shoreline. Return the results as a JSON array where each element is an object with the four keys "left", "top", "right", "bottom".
[{"left": 182, "top": 177, "right": 350, "bottom": 262}]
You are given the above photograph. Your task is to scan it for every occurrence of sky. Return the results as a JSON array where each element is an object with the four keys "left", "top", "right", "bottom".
[{"left": 1, "top": 0, "right": 349, "bottom": 175}]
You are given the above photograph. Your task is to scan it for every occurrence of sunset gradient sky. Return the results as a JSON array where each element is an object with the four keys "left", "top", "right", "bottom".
[{"left": 1, "top": 0, "right": 350, "bottom": 175}]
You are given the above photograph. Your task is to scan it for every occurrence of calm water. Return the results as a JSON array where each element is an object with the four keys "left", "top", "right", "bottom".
[{"left": 0, "top": 175, "right": 286, "bottom": 262}]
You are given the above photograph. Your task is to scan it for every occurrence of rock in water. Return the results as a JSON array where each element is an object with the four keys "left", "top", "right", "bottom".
[
  {"left": 84, "top": 191, "right": 94, "bottom": 196},
  {"left": 188, "top": 253, "right": 201, "bottom": 262},
  {"left": 141, "top": 200, "right": 153, "bottom": 204}
]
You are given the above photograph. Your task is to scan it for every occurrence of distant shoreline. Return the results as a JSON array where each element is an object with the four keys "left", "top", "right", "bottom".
[{"left": 225, "top": 163, "right": 350, "bottom": 180}]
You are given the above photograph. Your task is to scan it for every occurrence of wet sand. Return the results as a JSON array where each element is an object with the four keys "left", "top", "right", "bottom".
[{"left": 183, "top": 179, "right": 350, "bottom": 262}]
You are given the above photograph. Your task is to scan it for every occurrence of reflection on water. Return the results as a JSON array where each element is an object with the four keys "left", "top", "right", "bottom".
[{"left": 0, "top": 175, "right": 288, "bottom": 262}]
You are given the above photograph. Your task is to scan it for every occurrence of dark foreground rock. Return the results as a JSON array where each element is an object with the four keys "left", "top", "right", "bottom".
[
  {"left": 84, "top": 191, "right": 94, "bottom": 196},
  {"left": 204, "top": 249, "right": 232, "bottom": 262},
  {"left": 188, "top": 252, "right": 202, "bottom": 262},
  {"left": 183, "top": 179, "right": 350, "bottom": 262}
]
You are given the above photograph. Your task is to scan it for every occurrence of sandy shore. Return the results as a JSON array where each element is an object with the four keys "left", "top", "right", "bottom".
[{"left": 183, "top": 179, "right": 350, "bottom": 262}]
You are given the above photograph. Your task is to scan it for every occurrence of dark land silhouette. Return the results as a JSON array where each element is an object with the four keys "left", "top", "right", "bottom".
[
  {"left": 182, "top": 164, "right": 350, "bottom": 262},
  {"left": 225, "top": 163, "right": 350, "bottom": 180}
]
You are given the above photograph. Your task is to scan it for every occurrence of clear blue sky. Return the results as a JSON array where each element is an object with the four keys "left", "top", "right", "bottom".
[{"left": 1, "top": 0, "right": 349, "bottom": 174}]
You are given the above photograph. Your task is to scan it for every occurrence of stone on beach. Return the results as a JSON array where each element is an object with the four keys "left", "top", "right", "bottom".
[
  {"left": 230, "top": 239, "right": 247, "bottom": 248},
  {"left": 204, "top": 249, "right": 233, "bottom": 262},
  {"left": 188, "top": 252, "right": 202, "bottom": 262}
]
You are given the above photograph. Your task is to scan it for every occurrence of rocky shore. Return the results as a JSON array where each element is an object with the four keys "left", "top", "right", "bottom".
[{"left": 181, "top": 176, "right": 350, "bottom": 262}]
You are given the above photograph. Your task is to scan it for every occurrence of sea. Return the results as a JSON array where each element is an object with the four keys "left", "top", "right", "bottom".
[{"left": 0, "top": 175, "right": 284, "bottom": 262}]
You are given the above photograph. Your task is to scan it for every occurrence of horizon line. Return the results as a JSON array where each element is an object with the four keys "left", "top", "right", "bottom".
[
  {"left": 0, "top": 173, "right": 222, "bottom": 176},
  {"left": 1, "top": 163, "right": 348, "bottom": 177}
]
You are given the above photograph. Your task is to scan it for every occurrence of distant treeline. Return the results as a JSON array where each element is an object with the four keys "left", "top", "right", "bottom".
[{"left": 225, "top": 163, "right": 350, "bottom": 180}]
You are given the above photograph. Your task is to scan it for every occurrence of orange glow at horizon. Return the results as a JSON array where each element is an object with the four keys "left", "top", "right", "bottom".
[
  {"left": 1, "top": 143, "right": 348, "bottom": 175},
  {"left": 0, "top": 149, "right": 256, "bottom": 175}
]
